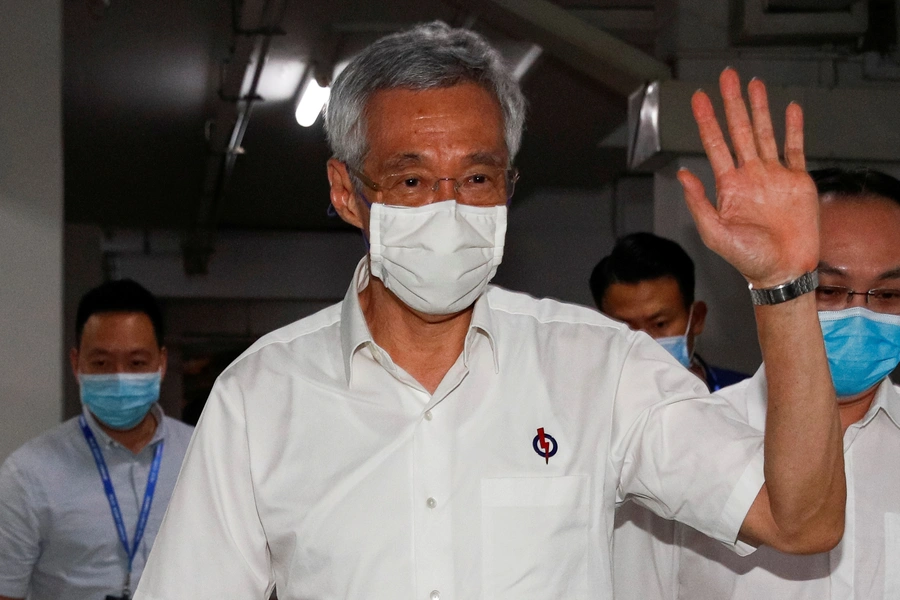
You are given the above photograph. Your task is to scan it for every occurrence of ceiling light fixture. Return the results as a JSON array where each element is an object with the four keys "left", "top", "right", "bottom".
[
  {"left": 294, "top": 76, "right": 330, "bottom": 127},
  {"left": 513, "top": 44, "right": 543, "bottom": 81}
]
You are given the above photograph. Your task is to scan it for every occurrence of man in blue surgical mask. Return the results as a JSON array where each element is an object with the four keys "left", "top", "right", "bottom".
[
  {"left": 591, "top": 232, "right": 749, "bottom": 393},
  {"left": 0, "top": 279, "right": 193, "bottom": 600},
  {"left": 613, "top": 167, "right": 900, "bottom": 600}
]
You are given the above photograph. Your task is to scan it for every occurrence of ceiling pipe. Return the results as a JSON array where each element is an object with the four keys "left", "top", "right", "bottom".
[
  {"left": 445, "top": 0, "right": 671, "bottom": 96},
  {"left": 183, "top": 0, "right": 289, "bottom": 276}
]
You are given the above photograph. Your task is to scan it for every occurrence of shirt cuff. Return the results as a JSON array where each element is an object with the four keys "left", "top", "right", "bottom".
[{"left": 715, "top": 448, "right": 765, "bottom": 556}]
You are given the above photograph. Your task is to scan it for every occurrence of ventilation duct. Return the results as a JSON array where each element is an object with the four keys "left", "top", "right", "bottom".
[
  {"left": 765, "top": 0, "right": 861, "bottom": 11},
  {"left": 733, "top": 0, "right": 868, "bottom": 43}
]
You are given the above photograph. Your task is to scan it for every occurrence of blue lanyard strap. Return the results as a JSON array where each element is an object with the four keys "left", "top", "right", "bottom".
[{"left": 78, "top": 415, "right": 164, "bottom": 574}]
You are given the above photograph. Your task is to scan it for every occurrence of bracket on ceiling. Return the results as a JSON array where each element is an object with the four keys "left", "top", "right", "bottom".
[{"left": 182, "top": 0, "right": 289, "bottom": 276}]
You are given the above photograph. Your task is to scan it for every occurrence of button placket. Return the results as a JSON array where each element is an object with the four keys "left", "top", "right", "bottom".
[{"left": 413, "top": 388, "right": 456, "bottom": 600}]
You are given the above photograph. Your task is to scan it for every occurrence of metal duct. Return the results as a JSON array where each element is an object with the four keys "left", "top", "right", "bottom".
[{"left": 182, "top": 0, "right": 289, "bottom": 276}]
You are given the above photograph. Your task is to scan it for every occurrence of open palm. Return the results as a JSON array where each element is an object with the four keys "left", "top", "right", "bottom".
[{"left": 679, "top": 69, "right": 819, "bottom": 289}]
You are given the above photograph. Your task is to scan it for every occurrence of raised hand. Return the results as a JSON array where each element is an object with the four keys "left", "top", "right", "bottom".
[{"left": 678, "top": 68, "right": 819, "bottom": 289}]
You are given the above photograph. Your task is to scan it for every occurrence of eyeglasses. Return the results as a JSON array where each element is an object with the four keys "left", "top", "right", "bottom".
[
  {"left": 815, "top": 285, "right": 900, "bottom": 313},
  {"left": 347, "top": 165, "right": 519, "bottom": 206}
]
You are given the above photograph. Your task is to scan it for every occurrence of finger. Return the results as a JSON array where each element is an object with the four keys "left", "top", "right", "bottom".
[
  {"left": 677, "top": 168, "right": 724, "bottom": 249},
  {"left": 719, "top": 68, "right": 758, "bottom": 166},
  {"left": 691, "top": 89, "right": 735, "bottom": 178},
  {"left": 784, "top": 102, "right": 806, "bottom": 171},
  {"left": 747, "top": 78, "right": 779, "bottom": 162}
]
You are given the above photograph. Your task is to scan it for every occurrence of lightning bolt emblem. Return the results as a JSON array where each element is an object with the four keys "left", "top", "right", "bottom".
[{"left": 537, "top": 427, "right": 550, "bottom": 464}]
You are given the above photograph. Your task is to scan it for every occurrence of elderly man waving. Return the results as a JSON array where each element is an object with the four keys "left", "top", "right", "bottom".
[{"left": 135, "top": 22, "right": 843, "bottom": 600}]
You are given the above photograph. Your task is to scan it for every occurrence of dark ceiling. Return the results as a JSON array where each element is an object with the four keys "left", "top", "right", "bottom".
[{"left": 63, "top": 0, "right": 653, "bottom": 234}]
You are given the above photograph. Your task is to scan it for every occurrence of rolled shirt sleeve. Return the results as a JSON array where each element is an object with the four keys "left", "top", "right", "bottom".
[
  {"left": 0, "top": 458, "right": 42, "bottom": 597},
  {"left": 612, "top": 332, "right": 765, "bottom": 554},
  {"left": 134, "top": 370, "right": 273, "bottom": 600}
]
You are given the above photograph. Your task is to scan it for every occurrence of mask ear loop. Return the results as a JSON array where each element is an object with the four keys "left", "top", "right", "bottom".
[
  {"left": 684, "top": 304, "right": 696, "bottom": 365},
  {"left": 358, "top": 193, "right": 373, "bottom": 250}
]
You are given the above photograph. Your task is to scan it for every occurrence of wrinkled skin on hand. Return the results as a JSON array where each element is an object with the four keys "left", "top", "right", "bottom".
[{"left": 678, "top": 68, "right": 820, "bottom": 289}]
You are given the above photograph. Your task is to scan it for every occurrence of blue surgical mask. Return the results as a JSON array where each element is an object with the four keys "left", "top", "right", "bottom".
[
  {"left": 656, "top": 307, "right": 694, "bottom": 368},
  {"left": 819, "top": 307, "right": 900, "bottom": 398},
  {"left": 79, "top": 372, "right": 161, "bottom": 430}
]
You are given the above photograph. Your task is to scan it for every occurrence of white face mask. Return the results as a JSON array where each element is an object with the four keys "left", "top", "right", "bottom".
[{"left": 368, "top": 200, "right": 507, "bottom": 315}]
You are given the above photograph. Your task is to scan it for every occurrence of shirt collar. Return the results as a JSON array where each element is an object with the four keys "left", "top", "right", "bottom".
[
  {"left": 340, "top": 257, "right": 501, "bottom": 385},
  {"left": 465, "top": 288, "right": 500, "bottom": 373},
  {"left": 340, "top": 258, "right": 377, "bottom": 385},
  {"left": 858, "top": 378, "right": 900, "bottom": 430},
  {"left": 81, "top": 402, "right": 167, "bottom": 449}
]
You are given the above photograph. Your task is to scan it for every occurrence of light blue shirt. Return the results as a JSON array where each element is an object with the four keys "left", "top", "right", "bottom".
[{"left": 0, "top": 404, "right": 193, "bottom": 600}]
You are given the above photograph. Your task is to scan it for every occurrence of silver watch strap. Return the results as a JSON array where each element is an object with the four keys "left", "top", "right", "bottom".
[{"left": 748, "top": 271, "right": 819, "bottom": 306}]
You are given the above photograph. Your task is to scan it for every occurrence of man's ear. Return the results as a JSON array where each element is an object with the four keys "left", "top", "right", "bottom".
[
  {"left": 158, "top": 346, "right": 168, "bottom": 381},
  {"left": 327, "top": 159, "right": 367, "bottom": 231},
  {"left": 689, "top": 301, "right": 708, "bottom": 337}
]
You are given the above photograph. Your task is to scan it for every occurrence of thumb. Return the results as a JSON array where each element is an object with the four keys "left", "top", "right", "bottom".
[{"left": 678, "top": 168, "right": 723, "bottom": 250}]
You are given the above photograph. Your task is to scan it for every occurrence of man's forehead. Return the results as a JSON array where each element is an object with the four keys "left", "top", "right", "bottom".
[
  {"left": 819, "top": 195, "right": 900, "bottom": 279},
  {"left": 820, "top": 194, "right": 900, "bottom": 238},
  {"left": 364, "top": 84, "right": 504, "bottom": 137},
  {"left": 603, "top": 277, "right": 687, "bottom": 313},
  {"left": 81, "top": 311, "right": 158, "bottom": 344}
]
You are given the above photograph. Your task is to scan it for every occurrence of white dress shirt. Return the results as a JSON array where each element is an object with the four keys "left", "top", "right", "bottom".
[
  {"left": 135, "top": 259, "right": 764, "bottom": 600},
  {"left": 613, "top": 370, "right": 900, "bottom": 600}
]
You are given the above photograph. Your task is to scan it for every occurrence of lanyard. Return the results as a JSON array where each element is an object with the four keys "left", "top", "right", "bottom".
[{"left": 79, "top": 415, "right": 164, "bottom": 593}]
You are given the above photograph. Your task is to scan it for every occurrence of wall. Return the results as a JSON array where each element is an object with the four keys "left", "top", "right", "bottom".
[
  {"left": 496, "top": 179, "right": 654, "bottom": 307},
  {"left": 62, "top": 224, "right": 105, "bottom": 418},
  {"left": 0, "top": 1, "right": 64, "bottom": 462}
]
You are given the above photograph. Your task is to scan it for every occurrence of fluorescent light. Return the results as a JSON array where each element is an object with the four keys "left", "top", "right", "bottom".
[
  {"left": 295, "top": 78, "right": 330, "bottom": 127},
  {"left": 257, "top": 59, "right": 305, "bottom": 102},
  {"left": 513, "top": 44, "right": 543, "bottom": 81}
]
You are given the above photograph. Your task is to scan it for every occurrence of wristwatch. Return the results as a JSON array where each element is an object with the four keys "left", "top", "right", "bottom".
[{"left": 748, "top": 271, "right": 819, "bottom": 306}]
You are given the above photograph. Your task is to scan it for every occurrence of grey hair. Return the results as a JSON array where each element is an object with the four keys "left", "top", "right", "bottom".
[{"left": 324, "top": 21, "right": 527, "bottom": 171}]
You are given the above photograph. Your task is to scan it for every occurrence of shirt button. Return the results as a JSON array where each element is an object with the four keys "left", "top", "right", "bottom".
[
  {"left": 426, "top": 497, "right": 437, "bottom": 509},
  {"left": 424, "top": 410, "right": 433, "bottom": 421},
  {"left": 430, "top": 591, "right": 441, "bottom": 600}
]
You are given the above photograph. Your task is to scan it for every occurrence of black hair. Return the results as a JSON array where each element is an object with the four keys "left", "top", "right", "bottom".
[
  {"left": 75, "top": 279, "right": 164, "bottom": 347},
  {"left": 810, "top": 167, "right": 900, "bottom": 206},
  {"left": 589, "top": 232, "right": 695, "bottom": 310}
]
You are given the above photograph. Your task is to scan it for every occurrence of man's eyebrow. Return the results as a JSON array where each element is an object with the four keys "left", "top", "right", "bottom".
[
  {"left": 645, "top": 310, "right": 671, "bottom": 322},
  {"left": 381, "top": 154, "right": 423, "bottom": 173},
  {"left": 464, "top": 152, "right": 505, "bottom": 168},
  {"left": 816, "top": 262, "right": 846, "bottom": 277},
  {"left": 877, "top": 267, "right": 900, "bottom": 281},
  {"left": 379, "top": 151, "right": 506, "bottom": 173}
]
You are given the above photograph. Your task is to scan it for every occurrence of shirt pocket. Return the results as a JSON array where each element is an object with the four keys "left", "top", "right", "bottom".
[
  {"left": 885, "top": 513, "right": 900, "bottom": 600},
  {"left": 481, "top": 475, "right": 590, "bottom": 599}
]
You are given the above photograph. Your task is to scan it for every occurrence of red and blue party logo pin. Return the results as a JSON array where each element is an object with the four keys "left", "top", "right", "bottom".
[{"left": 533, "top": 427, "right": 558, "bottom": 464}]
